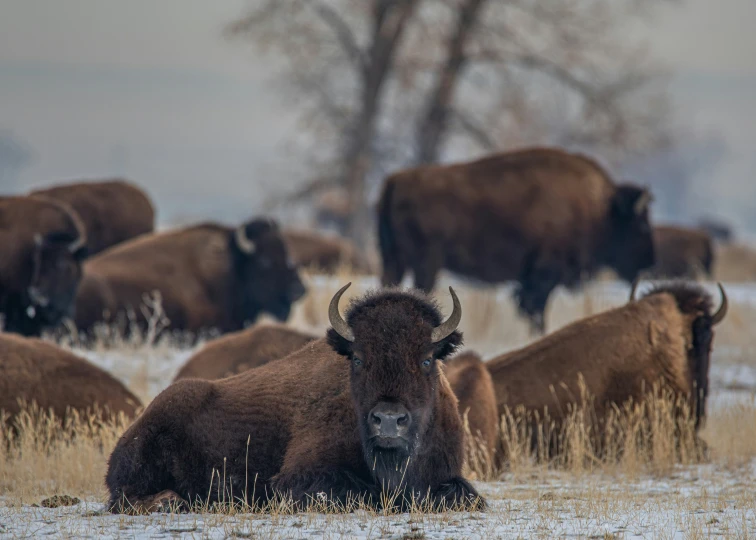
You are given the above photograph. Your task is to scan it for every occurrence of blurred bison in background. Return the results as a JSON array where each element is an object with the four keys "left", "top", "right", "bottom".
[
  {"left": 486, "top": 281, "right": 727, "bottom": 458},
  {"left": 74, "top": 219, "right": 306, "bottom": 337},
  {"left": 174, "top": 323, "right": 317, "bottom": 381},
  {"left": 650, "top": 226, "right": 714, "bottom": 279},
  {"left": 698, "top": 217, "right": 733, "bottom": 243},
  {"left": 0, "top": 196, "right": 87, "bottom": 336},
  {"left": 0, "top": 333, "right": 141, "bottom": 425},
  {"left": 283, "top": 229, "right": 370, "bottom": 274},
  {"left": 106, "top": 284, "right": 483, "bottom": 513},
  {"left": 379, "top": 147, "right": 655, "bottom": 333},
  {"left": 31, "top": 179, "right": 154, "bottom": 256}
]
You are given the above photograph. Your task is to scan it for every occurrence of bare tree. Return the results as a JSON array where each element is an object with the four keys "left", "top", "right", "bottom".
[{"left": 229, "top": 0, "right": 679, "bottom": 241}]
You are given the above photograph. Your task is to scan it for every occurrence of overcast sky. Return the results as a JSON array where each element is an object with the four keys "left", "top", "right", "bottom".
[{"left": 0, "top": 0, "right": 754, "bottom": 232}]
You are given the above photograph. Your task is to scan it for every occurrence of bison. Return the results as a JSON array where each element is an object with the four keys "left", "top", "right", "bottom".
[
  {"left": 0, "top": 332, "right": 141, "bottom": 425},
  {"left": 485, "top": 281, "right": 727, "bottom": 456},
  {"left": 0, "top": 196, "right": 88, "bottom": 336},
  {"left": 173, "top": 323, "right": 317, "bottom": 381},
  {"left": 30, "top": 179, "right": 155, "bottom": 256},
  {"left": 378, "top": 147, "right": 655, "bottom": 333},
  {"left": 650, "top": 226, "right": 714, "bottom": 279},
  {"left": 444, "top": 351, "right": 500, "bottom": 464},
  {"left": 283, "top": 229, "right": 370, "bottom": 274},
  {"left": 106, "top": 284, "right": 484, "bottom": 513},
  {"left": 74, "top": 219, "right": 306, "bottom": 337}
]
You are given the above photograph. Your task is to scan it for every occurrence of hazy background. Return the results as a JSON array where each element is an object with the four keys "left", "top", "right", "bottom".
[{"left": 0, "top": 0, "right": 754, "bottom": 236}]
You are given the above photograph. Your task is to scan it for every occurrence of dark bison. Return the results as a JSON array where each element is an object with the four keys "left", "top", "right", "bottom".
[
  {"left": 283, "top": 229, "right": 370, "bottom": 274},
  {"left": 106, "top": 284, "right": 484, "bottom": 512},
  {"left": 173, "top": 323, "right": 317, "bottom": 381},
  {"left": 444, "top": 351, "right": 499, "bottom": 463},
  {"left": 486, "top": 281, "right": 727, "bottom": 455},
  {"left": 698, "top": 217, "right": 733, "bottom": 243},
  {"left": 651, "top": 226, "right": 714, "bottom": 279},
  {"left": 31, "top": 179, "right": 155, "bottom": 256},
  {"left": 0, "top": 196, "right": 88, "bottom": 336},
  {"left": 0, "top": 332, "right": 141, "bottom": 425},
  {"left": 378, "top": 147, "right": 655, "bottom": 333},
  {"left": 74, "top": 219, "right": 306, "bottom": 336}
]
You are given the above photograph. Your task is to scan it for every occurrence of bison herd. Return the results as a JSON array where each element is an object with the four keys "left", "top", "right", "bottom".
[{"left": 0, "top": 146, "right": 739, "bottom": 513}]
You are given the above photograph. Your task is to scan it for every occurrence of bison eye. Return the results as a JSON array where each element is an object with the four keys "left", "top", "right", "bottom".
[
  {"left": 352, "top": 357, "right": 362, "bottom": 367},
  {"left": 422, "top": 358, "right": 432, "bottom": 368}
]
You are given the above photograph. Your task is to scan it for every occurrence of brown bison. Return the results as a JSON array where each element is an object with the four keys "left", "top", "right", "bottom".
[
  {"left": 378, "top": 147, "right": 655, "bottom": 333},
  {"left": 0, "top": 332, "right": 141, "bottom": 424},
  {"left": 485, "top": 281, "right": 727, "bottom": 455},
  {"left": 173, "top": 324, "right": 317, "bottom": 381},
  {"left": 651, "top": 226, "right": 714, "bottom": 279},
  {"left": 0, "top": 196, "right": 88, "bottom": 336},
  {"left": 31, "top": 179, "right": 155, "bottom": 256},
  {"left": 106, "top": 284, "right": 484, "bottom": 512},
  {"left": 283, "top": 229, "right": 370, "bottom": 274},
  {"left": 444, "top": 351, "right": 499, "bottom": 462},
  {"left": 74, "top": 219, "right": 306, "bottom": 336}
]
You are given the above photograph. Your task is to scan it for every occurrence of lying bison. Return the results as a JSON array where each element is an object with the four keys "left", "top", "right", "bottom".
[
  {"left": 651, "top": 226, "right": 714, "bottom": 279},
  {"left": 31, "top": 179, "right": 155, "bottom": 256},
  {"left": 445, "top": 351, "right": 500, "bottom": 463},
  {"left": 106, "top": 284, "right": 484, "bottom": 512},
  {"left": 486, "top": 281, "right": 727, "bottom": 456},
  {"left": 174, "top": 323, "right": 317, "bottom": 381},
  {"left": 283, "top": 229, "right": 371, "bottom": 274},
  {"left": 379, "top": 147, "right": 655, "bottom": 333},
  {"left": 0, "top": 196, "right": 87, "bottom": 336},
  {"left": 74, "top": 219, "right": 306, "bottom": 336},
  {"left": 0, "top": 333, "right": 141, "bottom": 425}
]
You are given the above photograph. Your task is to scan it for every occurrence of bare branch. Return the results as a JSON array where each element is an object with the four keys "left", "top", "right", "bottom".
[{"left": 307, "top": 0, "right": 366, "bottom": 70}]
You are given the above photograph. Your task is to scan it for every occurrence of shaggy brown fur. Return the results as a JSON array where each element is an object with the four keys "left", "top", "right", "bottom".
[
  {"left": 379, "top": 147, "right": 655, "bottom": 333},
  {"left": 173, "top": 324, "right": 318, "bottom": 381},
  {"left": 106, "top": 288, "right": 483, "bottom": 513},
  {"left": 651, "top": 226, "right": 714, "bottom": 279},
  {"left": 486, "top": 282, "right": 725, "bottom": 454},
  {"left": 0, "top": 196, "right": 87, "bottom": 336},
  {"left": 74, "top": 219, "right": 306, "bottom": 336},
  {"left": 444, "top": 351, "right": 500, "bottom": 461},
  {"left": 283, "top": 229, "right": 371, "bottom": 274},
  {"left": 0, "top": 333, "right": 141, "bottom": 424},
  {"left": 31, "top": 179, "right": 155, "bottom": 256}
]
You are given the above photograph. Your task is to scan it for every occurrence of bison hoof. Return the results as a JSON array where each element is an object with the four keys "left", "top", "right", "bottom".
[{"left": 433, "top": 477, "right": 487, "bottom": 511}]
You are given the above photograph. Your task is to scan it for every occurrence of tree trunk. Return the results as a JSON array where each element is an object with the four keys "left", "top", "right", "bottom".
[{"left": 415, "top": 0, "right": 486, "bottom": 165}]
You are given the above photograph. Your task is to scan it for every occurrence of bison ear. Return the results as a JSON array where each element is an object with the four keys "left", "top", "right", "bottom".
[
  {"left": 434, "top": 330, "right": 463, "bottom": 363},
  {"left": 326, "top": 327, "right": 353, "bottom": 357}
]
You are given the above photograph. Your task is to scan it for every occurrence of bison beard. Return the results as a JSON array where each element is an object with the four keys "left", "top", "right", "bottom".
[{"left": 105, "top": 285, "right": 484, "bottom": 513}]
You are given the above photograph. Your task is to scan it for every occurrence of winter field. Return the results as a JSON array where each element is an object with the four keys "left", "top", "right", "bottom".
[{"left": 2, "top": 273, "right": 756, "bottom": 539}]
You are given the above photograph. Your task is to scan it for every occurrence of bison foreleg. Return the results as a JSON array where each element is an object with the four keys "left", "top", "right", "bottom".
[
  {"left": 430, "top": 476, "right": 487, "bottom": 511},
  {"left": 272, "top": 468, "right": 378, "bottom": 510}
]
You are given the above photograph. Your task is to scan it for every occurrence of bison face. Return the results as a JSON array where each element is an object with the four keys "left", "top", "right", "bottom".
[
  {"left": 231, "top": 219, "right": 306, "bottom": 323},
  {"left": 607, "top": 185, "right": 655, "bottom": 282},
  {"left": 27, "top": 232, "right": 87, "bottom": 325},
  {"left": 326, "top": 284, "right": 462, "bottom": 490}
]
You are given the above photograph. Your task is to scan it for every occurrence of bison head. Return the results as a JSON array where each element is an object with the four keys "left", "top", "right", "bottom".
[
  {"left": 27, "top": 231, "right": 87, "bottom": 325},
  {"left": 327, "top": 283, "right": 462, "bottom": 491},
  {"left": 606, "top": 185, "right": 655, "bottom": 282},
  {"left": 230, "top": 219, "right": 306, "bottom": 323}
]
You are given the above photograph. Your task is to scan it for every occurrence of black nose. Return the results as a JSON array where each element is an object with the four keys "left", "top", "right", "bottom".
[{"left": 369, "top": 403, "right": 411, "bottom": 439}]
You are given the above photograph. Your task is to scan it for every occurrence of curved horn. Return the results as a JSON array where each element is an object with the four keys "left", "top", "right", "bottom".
[
  {"left": 712, "top": 282, "right": 728, "bottom": 326},
  {"left": 629, "top": 277, "right": 641, "bottom": 302},
  {"left": 431, "top": 287, "right": 462, "bottom": 343},
  {"left": 234, "top": 224, "right": 256, "bottom": 254},
  {"left": 68, "top": 234, "right": 86, "bottom": 253},
  {"left": 633, "top": 190, "right": 652, "bottom": 215},
  {"left": 328, "top": 282, "right": 355, "bottom": 342}
]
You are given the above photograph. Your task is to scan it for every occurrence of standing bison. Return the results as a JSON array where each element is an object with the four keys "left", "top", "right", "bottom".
[
  {"left": 0, "top": 196, "right": 87, "bottom": 336},
  {"left": 31, "top": 179, "right": 154, "bottom": 256},
  {"left": 0, "top": 333, "right": 141, "bottom": 425},
  {"left": 106, "top": 284, "right": 484, "bottom": 512},
  {"left": 74, "top": 219, "right": 306, "bottom": 336},
  {"left": 485, "top": 281, "right": 727, "bottom": 457},
  {"left": 651, "top": 226, "right": 714, "bottom": 279},
  {"left": 378, "top": 147, "right": 655, "bottom": 333}
]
